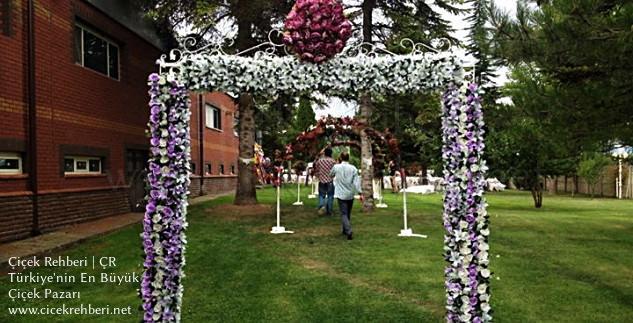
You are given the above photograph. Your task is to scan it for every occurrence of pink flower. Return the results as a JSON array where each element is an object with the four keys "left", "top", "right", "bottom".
[
  {"left": 282, "top": 34, "right": 293, "bottom": 45},
  {"left": 301, "top": 52, "right": 315, "bottom": 61},
  {"left": 284, "top": 0, "right": 350, "bottom": 63}
]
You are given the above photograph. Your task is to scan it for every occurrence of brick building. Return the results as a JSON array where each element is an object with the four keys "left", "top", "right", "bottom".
[{"left": 0, "top": 0, "right": 238, "bottom": 242}]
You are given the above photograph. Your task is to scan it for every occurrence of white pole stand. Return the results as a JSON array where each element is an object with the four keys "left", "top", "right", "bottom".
[
  {"left": 397, "top": 181, "right": 426, "bottom": 238},
  {"left": 271, "top": 180, "right": 293, "bottom": 234},
  {"left": 376, "top": 188, "right": 389, "bottom": 209},
  {"left": 293, "top": 178, "right": 304, "bottom": 206},
  {"left": 308, "top": 180, "right": 318, "bottom": 199},
  {"left": 375, "top": 182, "right": 388, "bottom": 208}
]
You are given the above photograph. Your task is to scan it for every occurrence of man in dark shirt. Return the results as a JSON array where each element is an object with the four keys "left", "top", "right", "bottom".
[{"left": 313, "top": 147, "right": 336, "bottom": 216}]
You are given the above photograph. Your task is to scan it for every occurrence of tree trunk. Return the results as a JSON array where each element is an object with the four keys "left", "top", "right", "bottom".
[
  {"left": 359, "top": 94, "right": 374, "bottom": 212},
  {"left": 358, "top": 0, "right": 376, "bottom": 212},
  {"left": 234, "top": 93, "right": 258, "bottom": 205},
  {"left": 421, "top": 166, "right": 428, "bottom": 185},
  {"left": 531, "top": 184, "right": 543, "bottom": 208},
  {"left": 233, "top": 3, "right": 258, "bottom": 205}
]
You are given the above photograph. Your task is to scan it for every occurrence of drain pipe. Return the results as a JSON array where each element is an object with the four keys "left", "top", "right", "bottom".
[
  {"left": 27, "top": 0, "right": 40, "bottom": 236},
  {"left": 198, "top": 94, "right": 205, "bottom": 196}
]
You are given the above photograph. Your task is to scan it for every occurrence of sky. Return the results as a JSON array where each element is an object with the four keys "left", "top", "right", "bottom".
[{"left": 315, "top": 0, "right": 518, "bottom": 119}]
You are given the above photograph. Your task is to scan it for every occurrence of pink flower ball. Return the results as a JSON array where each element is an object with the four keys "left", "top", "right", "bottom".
[{"left": 283, "top": 0, "right": 351, "bottom": 63}]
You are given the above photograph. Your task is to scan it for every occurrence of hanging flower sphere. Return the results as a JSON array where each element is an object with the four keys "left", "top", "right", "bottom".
[{"left": 282, "top": 0, "right": 352, "bottom": 63}]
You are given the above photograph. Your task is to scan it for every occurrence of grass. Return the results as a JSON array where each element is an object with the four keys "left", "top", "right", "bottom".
[{"left": 1, "top": 188, "right": 632, "bottom": 322}]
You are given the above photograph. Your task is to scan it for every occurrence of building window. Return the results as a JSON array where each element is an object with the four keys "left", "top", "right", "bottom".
[
  {"left": 219, "top": 164, "right": 225, "bottom": 175},
  {"left": 205, "top": 104, "right": 221, "bottom": 130},
  {"left": 74, "top": 24, "right": 119, "bottom": 80},
  {"left": 205, "top": 163, "right": 212, "bottom": 175},
  {"left": 64, "top": 156, "right": 102, "bottom": 174},
  {"left": 230, "top": 164, "right": 235, "bottom": 175},
  {"left": 0, "top": 152, "right": 22, "bottom": 174}
]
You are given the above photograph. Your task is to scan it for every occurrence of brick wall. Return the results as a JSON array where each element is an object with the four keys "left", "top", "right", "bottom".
[
  {"left": 38, "top": 187, "right": 130, "bottom": 231},
  {"left": 0, "top": 0, "right": 161, "bottom": 241},
  {"left": 0, "top": 195, "right": 33, "bottom": 242},
  {"left": 189, "top": 92, "right": 239, "bottom": 198},
  {"left": 0, "top": 0, "right": 240, "bottom": 242},
  {"left": 189, "top": 175, "right": 237, "bottom": 197}
]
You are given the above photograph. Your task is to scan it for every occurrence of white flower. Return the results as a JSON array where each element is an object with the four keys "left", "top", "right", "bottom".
[{"left": 481, "top": 269, "right": 491, "bottom": 278}]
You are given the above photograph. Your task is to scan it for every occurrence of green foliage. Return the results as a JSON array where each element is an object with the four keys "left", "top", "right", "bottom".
[
  {"left": 577, "top": 152, "right": 612, "bottom": 197},
  {"left": 489, "top": 0, "right": 633, "bottom": 146},
  {"left": 136, "top": 0, "right": 294, "bottom": 48},
  {"left": 291, "top": 97, "right": 316, "bottom": 137},
  {"left": 373, "top": 93, "right": 443, "bottom": 172},
  {"left": 465, "top": 0, "right": 500, "bottom": 95},
  {"left": 486, "top": 65, "right": 577, "bottom": 207}
]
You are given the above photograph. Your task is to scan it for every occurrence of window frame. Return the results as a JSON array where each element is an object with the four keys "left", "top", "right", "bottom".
[
  {"left": 64, "top": 156, "right": 102, "bottom": 175},
  {"left": 205, "top": 104, "right": 222, "bottom": 130},
  {"left": 0, "top": 152, "right": 22, "bottom": 174},
  {"left": 75, "top": 23, "right": 120, "bottom": 80}
]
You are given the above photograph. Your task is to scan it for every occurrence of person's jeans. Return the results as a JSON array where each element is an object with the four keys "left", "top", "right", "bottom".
[
  {"left": 318, "top": 182, "right": 334, "bottom": 215},
  {"left": 337, "top": 198, "right": 354, "bottom": 235}
]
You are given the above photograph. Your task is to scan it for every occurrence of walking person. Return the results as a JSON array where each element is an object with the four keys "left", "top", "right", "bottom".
[
  {"left": 313, "top": 147, "right": 336, "bottom": 216},
  {"left": 330, "top": 152, "right": 363, "bottom": 240},
  {"left": 388, "top": 160, "right": 399, "bottom": 193}
]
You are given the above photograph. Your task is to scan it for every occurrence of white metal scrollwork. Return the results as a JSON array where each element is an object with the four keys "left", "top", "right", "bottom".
[{"left": 158, "top": 28, "right": 454, "bottom": 75}]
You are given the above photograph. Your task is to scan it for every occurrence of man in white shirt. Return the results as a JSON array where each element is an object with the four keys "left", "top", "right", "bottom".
[{"left": 329, "top": 152, "right": 363, "bottom": 240}]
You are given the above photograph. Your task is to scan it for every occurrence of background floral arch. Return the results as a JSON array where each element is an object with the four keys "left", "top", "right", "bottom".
[
  {"left": 142, "top": 36, "right": 490, "bottom": 322},
  {"left": 284, "top": 115, "right": 400, "bottom": 172}
]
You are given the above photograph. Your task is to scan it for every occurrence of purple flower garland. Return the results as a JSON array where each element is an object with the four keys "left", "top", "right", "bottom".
[
  {"left": 141, "top": 73, "right": 192, "bottom": 322},
  {"left": 441, "top": 83, "right": 491, "bottom": 322}
]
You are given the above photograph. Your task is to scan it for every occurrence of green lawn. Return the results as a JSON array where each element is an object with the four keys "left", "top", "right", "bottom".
[{"left": 1, "top": 189, "right": 632, "bottom": 322}]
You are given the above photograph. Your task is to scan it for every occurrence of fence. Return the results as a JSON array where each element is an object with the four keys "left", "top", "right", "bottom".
[{"left": 544, "top": 164, "right": 632, "bottom": 198}]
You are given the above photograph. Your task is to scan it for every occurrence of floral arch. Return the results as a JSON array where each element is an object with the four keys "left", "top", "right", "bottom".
[
  {"left": 142, "top": 26, "right": 490, "bottom": 322},
  {"left": 284, "top": 115, "right": 400, "bottom": 171}
]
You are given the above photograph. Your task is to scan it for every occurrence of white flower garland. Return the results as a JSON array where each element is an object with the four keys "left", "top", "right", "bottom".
[{"left": 178, "top": 52, "right": 464, "bottom": 96}]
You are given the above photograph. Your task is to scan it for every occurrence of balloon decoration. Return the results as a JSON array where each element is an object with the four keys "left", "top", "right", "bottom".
[{"left": 282, "top": 0, "right": 352, "bottom": 63}]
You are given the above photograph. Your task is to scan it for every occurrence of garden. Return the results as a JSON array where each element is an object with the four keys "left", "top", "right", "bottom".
[{"left": 1, "top": 189, "right": 632, "bottom": 322}]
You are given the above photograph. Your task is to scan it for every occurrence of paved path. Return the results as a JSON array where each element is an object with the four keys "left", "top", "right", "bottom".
[{"left": 0, "top": 192, "right": 232, "bottom": 268}]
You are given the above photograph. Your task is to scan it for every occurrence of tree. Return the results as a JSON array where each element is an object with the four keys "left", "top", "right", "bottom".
[
  {"left": 373, "top": 93, "right": 443, "bottom": 179},
  {"left": 493, "top": 65, "right": 577, "bottom": 208},
  {"left": 291, "top": 97, "right": 316, "bottom": 137},
  {"left": 367, "top": 0, "right": 463, "bottom": 184},
  {"left": 138, "top": 0, "right": 295, "bottom": 205},
  {"left": 488, "top": 0, "right": 633, "bottom": 147},
  {"left": 465, "top": 0, "right": 500, "bottom": 99},
  {"left": 577, "top": 153, "right": 611, "bottom": 198}
]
